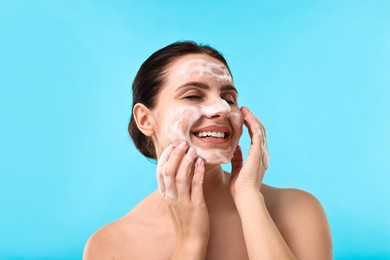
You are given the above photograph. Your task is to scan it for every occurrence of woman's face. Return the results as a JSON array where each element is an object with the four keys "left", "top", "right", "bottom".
[{"left": 150, "top": 54, "right": 243, "bottom": 164}]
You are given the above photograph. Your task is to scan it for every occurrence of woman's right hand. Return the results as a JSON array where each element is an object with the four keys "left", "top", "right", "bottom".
[{"left": 157, "top": 141, "right": 210, "bottom": 256}]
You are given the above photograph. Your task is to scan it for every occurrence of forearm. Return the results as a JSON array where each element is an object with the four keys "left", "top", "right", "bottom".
[
  {"left": 171, "top": 239, "right": 208, "bottom": 260},
  {"left": 235, "top": 191, "right": 297, "bottom": 260}
]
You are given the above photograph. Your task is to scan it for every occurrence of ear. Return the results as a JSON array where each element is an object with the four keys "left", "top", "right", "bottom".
[{"left": 133, "top": 103, "right": 155, "bottom": 137}]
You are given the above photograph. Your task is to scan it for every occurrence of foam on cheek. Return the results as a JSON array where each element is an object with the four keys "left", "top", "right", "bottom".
[
  {"left": 229, "top": 111, "right": 244, "bottom": 133},
  {"left": 165, "top": 106, "right": 201, "bottom": 145},
  {"left": 179, "top": 59, "right": 232, "bottom": 82}
]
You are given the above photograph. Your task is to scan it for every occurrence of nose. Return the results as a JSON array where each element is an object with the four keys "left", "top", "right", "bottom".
[{"left": 202, "top": 98, "right": 231, "bottom": 119}]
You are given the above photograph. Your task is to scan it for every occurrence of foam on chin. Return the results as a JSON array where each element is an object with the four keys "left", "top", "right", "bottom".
[{"left": 164, "top": 106, "right": 243, "bottom": 164}]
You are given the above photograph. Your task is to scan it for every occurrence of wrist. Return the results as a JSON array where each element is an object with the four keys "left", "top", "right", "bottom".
[
  {"left": 178, "top": 238, "right": 208, "bottom": 248},
  {"left": 233, "top": 189, "right": 265, "bottom": 208},
  {"left": 178, "top": 234, "right": 210, "bottom": 246},
  {"left": 172, "top": 238, "right": 209, "bottom": 259}
]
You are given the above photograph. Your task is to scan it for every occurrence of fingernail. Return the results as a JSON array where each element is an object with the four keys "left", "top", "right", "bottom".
[
  {"left": 179, "top": 141, "right": 187, "bottom": 148},
  {"left": 188, "top": 147, "right": 195, "bottom": 155},
  {"left": 196, "top": 157, "right": 203, "bottom": 166}
]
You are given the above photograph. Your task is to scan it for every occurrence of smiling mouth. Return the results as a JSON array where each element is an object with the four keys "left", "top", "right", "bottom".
[{"left": 193, "top": 131, "right": 228, "bottom": 139}]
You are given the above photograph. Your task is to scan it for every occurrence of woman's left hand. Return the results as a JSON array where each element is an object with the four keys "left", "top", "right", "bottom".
[{"left": 229, "top": 106, "right": 270, "bottom": 201}]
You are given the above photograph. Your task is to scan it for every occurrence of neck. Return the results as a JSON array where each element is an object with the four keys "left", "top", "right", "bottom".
[{"left": 201, "top": 164, "right": 235, "bottom": 214}]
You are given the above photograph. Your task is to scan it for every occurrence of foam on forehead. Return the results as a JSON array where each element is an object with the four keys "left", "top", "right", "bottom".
[{"left": 178, "top": 58, "right": 232, "bottom": 82}]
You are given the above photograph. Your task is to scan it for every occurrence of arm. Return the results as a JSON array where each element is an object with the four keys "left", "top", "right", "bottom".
[
  {"left": 266, "top": 188, "right": 333, "bottom": 260},
  {"left": 234, "top": 191, "right": 297, "bottom": 259},
  {"left": 157, "top": 142, "right": 210, "bottom": 260},
  {"left": 230, "top": 106, "right": 331, "bottom": 260},
  {"left": 84, "top": 143, "right": 210, "bottom": 260}
]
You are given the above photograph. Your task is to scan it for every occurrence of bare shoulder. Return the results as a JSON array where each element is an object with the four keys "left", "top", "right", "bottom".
[
  {"left": 262, "top": 185, "right": 326, "bottom": 215},
  {"left": 83, "top": 216, "right": 137, "bottom": 260},
  {"left": 83, "top": 222, "right": 116, "bottom": 259},
  {"left": 262, "top": 185, "right": 333, "bottom": 259},
  {"left": 83, "top": 191, "right": 172, "bottom": 260},
  {"left": 83, "top": 193, "right": 153, "bottom": 260}
]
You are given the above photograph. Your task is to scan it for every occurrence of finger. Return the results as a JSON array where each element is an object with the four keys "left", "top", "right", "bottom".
[
  {"left": 156, "top": 144, "right": 174, "bottom": 196},
  {"left": 255, "top": 116, "right": 267, "bottom": 148},
  {"left": 250, "top": 114, "right": 269, "bottom": 169},
  {"left": 176, "top": 146, "right": 197, "bottom": 200},
  {"left": 231, "top": 145, "right": 243, "bottom": 176},
  {"left": 241, "top": 106, "right": 262, "bottom": 153},
  {"left": 163, "top": 141, "right": 188, "bottom": 199},
  {"left": 263, "top": 148, "right": 270, "bottom": 170},
  {"left": 258, "top": 122, "right": 270, "bottom": 170},
  {"left": 241, "top": 106, "right": 271, "bottom": 172},
  {"left": 191, "top": 158, "right": 205, "bottom": 204}
]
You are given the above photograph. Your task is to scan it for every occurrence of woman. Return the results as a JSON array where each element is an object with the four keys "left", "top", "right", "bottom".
[{"left": 84, "top": 41, "right": 332, "bottom": 259}]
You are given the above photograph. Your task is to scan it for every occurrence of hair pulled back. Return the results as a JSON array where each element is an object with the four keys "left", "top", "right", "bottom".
[{"left": 128, "top": 41, "right": 232, "bottom": 159}]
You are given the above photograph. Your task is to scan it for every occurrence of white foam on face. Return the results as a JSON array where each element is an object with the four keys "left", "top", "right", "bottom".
[
  {"left": 161, "top": 57, "right": 242, "bottom": 164},
  {"left": 200, "top": 99, "right": 231, "bottom": 117},
  {"left": 164, "top": 103, "right": 243, "bottom": 165},
  {"left": 178, "top": 59, "right": 232, "bottom": 82}
]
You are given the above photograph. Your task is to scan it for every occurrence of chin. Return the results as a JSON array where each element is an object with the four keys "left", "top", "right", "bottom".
[{"left": 194, "top": 147, "right": 234, "bottom": 165}]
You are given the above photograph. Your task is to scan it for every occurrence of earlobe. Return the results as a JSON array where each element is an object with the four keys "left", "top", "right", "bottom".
[{"left": 133, "top": 103, "right": 155, "bottom": 137}]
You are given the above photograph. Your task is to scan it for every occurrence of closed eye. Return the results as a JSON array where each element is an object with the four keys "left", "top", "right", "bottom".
[
  {"left": 221, "top": 93, "right": 237, "bottom": 105},
  {"left": 184, "top": 95, "right": 202, "bottom": 100}
]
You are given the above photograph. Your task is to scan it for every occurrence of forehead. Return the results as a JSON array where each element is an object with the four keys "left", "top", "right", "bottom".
[{"left": 166, "top": 54, "right": 232, "bottom": 82}]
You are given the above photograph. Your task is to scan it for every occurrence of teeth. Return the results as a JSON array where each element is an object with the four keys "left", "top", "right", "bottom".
[{"left": 196, "top": 132, "right": 226, "bottom": 138}]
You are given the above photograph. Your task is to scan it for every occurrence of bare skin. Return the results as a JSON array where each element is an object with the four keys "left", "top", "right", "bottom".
[
  {"left": 84, "top": 184, "right": 331, "bottom": 259},
  {"left": 83, "top": 54, "right": 332, "bottom": 259}
]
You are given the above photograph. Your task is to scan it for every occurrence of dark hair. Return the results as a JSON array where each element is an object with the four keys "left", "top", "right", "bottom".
[{"left": 128, "top": 41, "right": 232, "bottom": 159}]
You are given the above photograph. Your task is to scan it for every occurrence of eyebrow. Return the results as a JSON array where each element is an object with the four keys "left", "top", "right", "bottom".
[{"left": 176, "top": 81, "right": 238, "bottom": 94}]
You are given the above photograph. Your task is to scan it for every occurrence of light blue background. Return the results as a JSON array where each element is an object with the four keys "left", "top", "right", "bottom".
[{"left": 1, "top": 1, "right": 389, "bottom": 259}]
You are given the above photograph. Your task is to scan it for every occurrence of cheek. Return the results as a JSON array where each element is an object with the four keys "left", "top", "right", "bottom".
[
  {"left": 164, "top": 107, "right": 201, "bottom": 144},
  {"left": 229, "top": 111, "right": 244, "bottom": 138}
]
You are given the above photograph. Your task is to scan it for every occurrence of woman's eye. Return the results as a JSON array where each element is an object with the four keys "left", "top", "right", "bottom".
[
  {"left": 223, "top": 96, "right": 236, "bottom": 105},
  {"left": 184, "top": 95, "right": 202, "bottom": 100}
]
